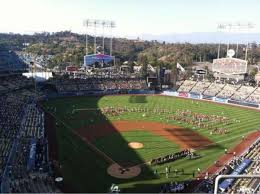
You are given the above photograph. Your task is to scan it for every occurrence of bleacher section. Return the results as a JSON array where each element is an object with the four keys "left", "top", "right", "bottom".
[
  {"left": 177, "top": 80, "right": 197, "bottom": 93},
  {"left": 231, "top": 86, "right": 256, "bottom": 101},
  {"left": 0, "top": 75, "right": 58, "bottom": 193},
  {"left": 195, "top": 139, "right": 260, "bottom": 193},
  {"left": 52, "top": 77, "right": 148, "bottom": 93},
  {"left": 176, "top": 80, "right": 185, "bottom": 90},
  {"left": 190, "top": 81, "right": 211, "bottom": 94},
  {"left": 0, "top": 50, "right": 27, "bottom": 72},
  {"left": 217, "top": 84, "right": 241, "bottom": 99},
  {"left": 227, "top": 140, "right": 260, "bottom": 194},
  {"left": 247, "top": 88, "right": 260, "bottom": 104},
  {"left": 0, "top": 75, "right": 33, "bottom": 94},
  {"left": 10, "top": 175, "right": 58, "bottom": 193},
  {"left": 175, "top": 78, "right": 260, "bottom": 107},
  {"left": 203, "top": 82, "right": 225, "bottom": 96}
]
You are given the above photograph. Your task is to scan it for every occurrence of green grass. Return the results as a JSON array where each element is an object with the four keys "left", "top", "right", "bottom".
[
  {"left": 43, "top": 95, "right": 260, "bottom": 192},
  {"left": 94, "top": 130, "right": 180, "bottom": 165}
]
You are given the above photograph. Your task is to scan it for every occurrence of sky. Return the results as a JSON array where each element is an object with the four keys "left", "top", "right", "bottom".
[{"left": 0, "top": 0, "right": 260, "bottom": 38}]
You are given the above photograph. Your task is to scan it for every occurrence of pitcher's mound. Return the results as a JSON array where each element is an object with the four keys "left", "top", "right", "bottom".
[
  {"left": 128, "top": 142, "right": 144, "bottom": 149},
  {"left": 107, "top": 163, "right": 141, "bottom": 179}
]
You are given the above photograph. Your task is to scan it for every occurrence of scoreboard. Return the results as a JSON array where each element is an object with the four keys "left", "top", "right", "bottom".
[{"left": 212, "top": 58, "right": 247, "bottom": 75}]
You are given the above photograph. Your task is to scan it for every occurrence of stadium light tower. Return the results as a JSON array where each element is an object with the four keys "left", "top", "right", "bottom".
[
  {"left": 83, "top": 19, "right": 116, "bottom": 56},
  {"left": 83, "top": 19, "right": 90, "bottom": 55},
  {"left": 102, "top": 20, "right": 106, "bottom": 54},
  {"left": 93, "top": 20, "right": 99, "bottom": 54},
  {"left": 217, "top": 22, "right": 255, "bottom": 60},
  {"left": 109, "top": 21, "right": 116, "bottom": 56}
]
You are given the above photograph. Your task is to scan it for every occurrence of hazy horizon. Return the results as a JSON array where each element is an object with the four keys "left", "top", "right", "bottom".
[{"left": 1, "top": 0, "right": 260, "bottom": 43}]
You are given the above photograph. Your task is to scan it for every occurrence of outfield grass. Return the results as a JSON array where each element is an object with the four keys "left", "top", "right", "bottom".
[{"left": 43, "top": 95, "right": 260, "bottom": 192}]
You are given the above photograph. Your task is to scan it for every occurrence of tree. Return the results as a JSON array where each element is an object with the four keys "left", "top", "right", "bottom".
[
  {"left": 138, "top": 54, "right": 148, "bottom": 78},
  {"left": 250, "top": 67, "right": 258, "bottom": 78}
]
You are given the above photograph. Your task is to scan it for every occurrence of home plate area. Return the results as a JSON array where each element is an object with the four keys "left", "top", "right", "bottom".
[{"left": 107, "top": 163, "right": 141, "bottom": 179}]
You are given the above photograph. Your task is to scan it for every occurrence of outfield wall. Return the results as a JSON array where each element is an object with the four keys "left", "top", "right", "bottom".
[
  {"left": 162, "top": 90, "right": 260, "bottom": 109},
  {"left": 42, "top": 89, "right": 259, "bottom": 109}
]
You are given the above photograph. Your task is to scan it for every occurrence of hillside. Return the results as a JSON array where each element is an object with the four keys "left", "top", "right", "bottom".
[{"left": 0, "top": 32, "right": 260, "bottom": 71}]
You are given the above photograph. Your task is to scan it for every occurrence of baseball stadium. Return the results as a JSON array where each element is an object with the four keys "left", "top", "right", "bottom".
[
  {"left": 1, "top": 2, "right": 260, "bottom": 192},
  {"left": 41, "top": 91, "right": 260, "bottom": 193},
  {"left": 1, "top": 37, "right": 260, "bottom": 193}
]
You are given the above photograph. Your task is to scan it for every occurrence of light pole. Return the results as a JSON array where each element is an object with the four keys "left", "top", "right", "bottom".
[
  {"left": 109, "top": 21, "right": 116, "bottom": 56},
  {"left": 216, "top": 22, "right": 255, "bottom": 60},
  {"left": 83, "top": 19, "right": 116, "bottom": 68},
  {"left": 83, "top": 19, "right": 90, "bottom": 55}
]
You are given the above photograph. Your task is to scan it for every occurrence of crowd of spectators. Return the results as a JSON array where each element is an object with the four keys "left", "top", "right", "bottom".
[
  {"left": 203, "top": 82, "right": 225, "bottom": 96},
  {"left": 0, "top": 75, "right": 58, "bottom": 193},
  {"left": 246, "top": 88, "right": 260, "bottom": 104},
  {"left": 195, "top": 139, "right": 260, "bottom": 194},
  {"left": 51, "top": 77, "right": 148, "bottom": 93},
  {"left": 0, "top": 92, "right": 27, "bottom": 182},
  {"left": 228, "top": 140, "right": 260, "bottom": 194},
  {"left": 177, "top": 80, "right": 197, "bottom": 93},
  {"left": 217, "top": 84, "right": 241, "bottom": 99},
  {"left": 190, "top": 81, "right": 211, "bottom": 94},
  {"left": 0, "top": 75, "right": 33, "bottom": 94},
  {"left": 177, "top": 78, "right": 260, "bottom": 104},
  {"left": 231, "top": 86, "right": 256, "bottom": 101},
  {"left": 0, "top": 50, "right": 27, "bottom": 72},
  {"left": 160, "top": 181, "right": 188, "bottom": 193},
  {"left": 10, "top": 174, "right": 57, "bottom": 193}
]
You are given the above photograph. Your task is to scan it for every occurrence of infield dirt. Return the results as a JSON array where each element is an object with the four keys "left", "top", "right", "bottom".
[{"left": 74, "top": 120, "right": 214, "bottom": 149}]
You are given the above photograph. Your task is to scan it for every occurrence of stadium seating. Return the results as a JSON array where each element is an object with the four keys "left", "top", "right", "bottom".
[
  {"left": 203, "top": 82, "right": 225, "bottom": 96},
  {"left": 177, "top": 80, "right": 197, "bottom": 93},
  {"left": 0, "top": 75, "right": 33, "bottom": 94},
  {"left": 178, "top": 78, "right": 260, "bottom": 105},
  {"left": 246, "top": 87, "right": 260, "bottom": 104},
  {"left": 231, "top": 86, "right": 256, "bottom": 101},
  {"left": 190, "top": 81, "right": 211, "bottom": 94},
  {"left": 0, "top": 50, "right": 27, "bottom": 72},
  {"left": 227, "top": 140, "right": 260, "bottom": 194},
  {"left": 52, "top": 77, "right": 148, "bottom": 93},
  {"left": 217, "top": 84, "right": 241, "bottom": 99},
  {"left": 0, "top": 75, "right": 58, "bottom": 193},
  {"left": 195, "top": 139, "right": 260, "bottom": 194},
  {"left": 1, "top": 72, "right": 260, "bottom": 193}
]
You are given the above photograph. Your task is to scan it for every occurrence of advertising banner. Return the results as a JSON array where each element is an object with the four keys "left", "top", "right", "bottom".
[
  {"left": 214, "top": 97, "right": 228, "bottom": 103},
  {"left": 228, "top": 100, "right": 259, "bottom": 108},
  {"left": 189, "top": 93, "right": 201, "bottom": 99},
  {"left": 178, "top": 92, "right": 188, "bottom": 98},
  {"left": 202, "top": 95, "right": 214, "bottom": 100},
  {"left": 162, "top": 91, "right": 179, "bottom": 96},
  {"left": 219, "top": 159, "right": 251, "bottom": 191}
]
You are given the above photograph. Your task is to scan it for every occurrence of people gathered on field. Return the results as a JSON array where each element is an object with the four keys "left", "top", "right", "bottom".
[
  {"left": 100, "top": 106, "right": 172, "bottom": 117},
  {"left": 151, "top": 149, "right": 192, "bottom": 165},
  {"left": 168, "top": 109, "right": 232, "bottom": 135},
  {"left": 79, "top": 106, "right": 235, "bottom": 136}
]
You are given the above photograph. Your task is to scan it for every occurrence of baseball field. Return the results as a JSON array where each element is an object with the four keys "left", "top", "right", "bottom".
[{"left": 42, "top": 95, "right": 260, "bottom": 192}]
